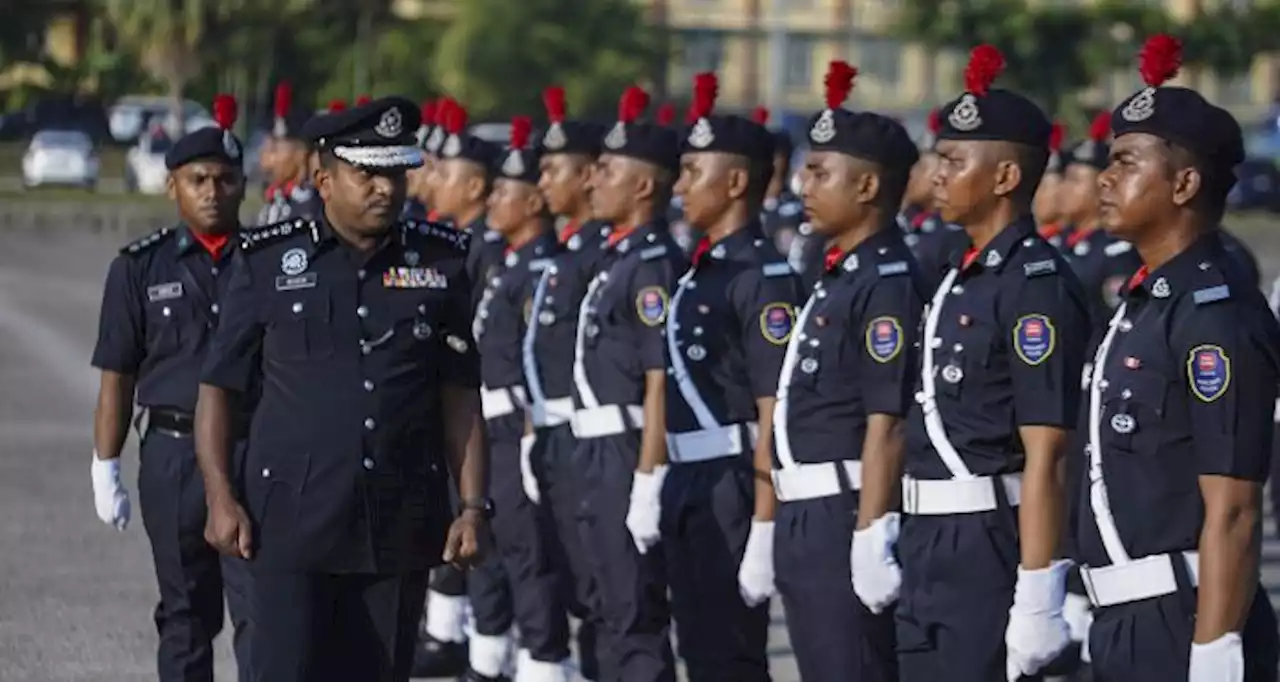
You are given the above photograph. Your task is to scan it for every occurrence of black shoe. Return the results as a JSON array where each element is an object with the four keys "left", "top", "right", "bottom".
[
  {"left": 457, "top": 668, "right": 511, "bottom": 682},
  {"left": 411, "top": 634, "right": 468, "bottom": 678}
]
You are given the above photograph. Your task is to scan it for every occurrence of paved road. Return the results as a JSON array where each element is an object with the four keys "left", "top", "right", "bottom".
[{"left": 2, "top": 226, "right": 1279, "bottom": 682}]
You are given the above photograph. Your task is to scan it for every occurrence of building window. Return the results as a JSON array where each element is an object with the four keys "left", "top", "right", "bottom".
[
  {"left": 784, "top": 37, "right": 814, "bottom": 90},
  {"left": 680, "top": 31, "right": 723, "bottom": 75},
  {"left": 858, "top": 37, "right": 902, "bottom": 88}
]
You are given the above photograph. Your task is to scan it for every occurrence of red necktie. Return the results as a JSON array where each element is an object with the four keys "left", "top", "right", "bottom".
[
  {"left": 692, "top": 238, "right": 711, "bottom": 266},
  {"left": 1126, "top": 265, "right": 1150, "bottom": 292},
  {"left": 961, "top": 247, "right": 980, "bottom": 270},
  {"left": 824, "top": 246, "right": 842, "bottom": 271}
]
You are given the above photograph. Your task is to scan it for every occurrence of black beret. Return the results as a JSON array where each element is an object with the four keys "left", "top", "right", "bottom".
[
  {"left": 165, "top": 94, "right": 244, "bottom": 170},
  {"left": 938, "top": 45, "right": 1051, "bottom": 149},
  {"left": 539, "top": 86, "right": 606, "bottom": 157},
  {"left": 678, "top": 74, "right": 774, "bottom": 163},
  {"left": 1111, "top": 35, "right": 1244, "bottom": 178},
  {"left": 601, "top": 86, "right": 679, "bottom": 171},
  {"left": 1065, "top": 111, "right": 1112, "bottom": 172},
  {"left": 305, "top": 96, "right": 423, "bottom": 169},
  {"left": 804, "top": 61, "right": 917, "bottom": 170},
  {"left": 494, "top": 117, "right": 541, "bottom": 185},
  {"left": 434, "top": 98, "right": 501, "bottom": 169}
]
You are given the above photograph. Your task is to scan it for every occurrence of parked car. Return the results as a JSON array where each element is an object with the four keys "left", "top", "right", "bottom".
[
  {"left": 21, "top": 129, "right": 100, "bottom": 190},
  {"left": 109, "top": 96, "right": 214, "bottom": 144},
  {"left": 124, "top": 127, "right": 174, "bottom": 195}
]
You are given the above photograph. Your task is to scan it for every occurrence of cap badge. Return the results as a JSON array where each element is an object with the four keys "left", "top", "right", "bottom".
[
  {"left": 502, "top": 149, "right": 525, "bottom": 177},
  {"left": 605, "top": 121, "right": 627, "bottom": 150},
  {"left": 426, "top": 126, "right": 445, "bottom": 153},
  {"left": 543, "top": 123, "right": 567, "bottom": 150},
  {"left": 688, "top": 117, "right": 714, "bottom": 148},
  {"left": 948, "top": 94, "right": 982, "bottom": 132},
  {"left": 442, "top": 134, "right": 461, "bottom": 158},
  {"left": 1121, "top": 87, "right": 1156, "bottom": 123},
  {"left": 809, "top": 109, "right": 835, "bottom": 144},
  {"left": 222, "top": 131, "right": 241, "bottom": 159},
  {"left": 375, "top": 107, "right": 404, "bottom": 138}
]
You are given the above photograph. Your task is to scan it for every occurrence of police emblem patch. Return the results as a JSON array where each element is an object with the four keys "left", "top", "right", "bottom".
[
  {"left": 1187, "top": 344, "right": 1230, "bottom": 402},
  {"left": 759, "top": 303, "right": 795, "bottom": 345},
  {"left": 865, "top": 316, "right": 904, "bottom": 363},
  {"left": 281, "top": 248, "right": 309, "bottom": 276},
  {"left": 635, "top": 286, "right": 669, "bottom": 326},
  {"left": 1013, "top": 314, "right": 1056, "bottom": 366}
]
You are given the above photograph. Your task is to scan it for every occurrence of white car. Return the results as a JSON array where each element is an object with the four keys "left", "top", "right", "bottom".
[
  {"left": 109, "top": 96, "right": 214, "bottom": 143},
  {"left": 125, "top": 130, "right": 174, "bottom": 195},
  {"left": 22, "top": 129, "right": 100, "bottom": 190}
]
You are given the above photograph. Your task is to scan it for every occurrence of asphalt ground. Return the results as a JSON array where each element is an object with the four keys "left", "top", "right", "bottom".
[{"left": 3, "top": 218, "right": 1280, "bottom": 681}]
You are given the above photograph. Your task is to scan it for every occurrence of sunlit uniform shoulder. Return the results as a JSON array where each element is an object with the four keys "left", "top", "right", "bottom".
[
  {"left": 238, "top": 217, "right": 317, "bottom": 254},
  {"left": 120, "top": 225, "right": 177, "bottom": 256},
  {"left": 403, "top": 218, "right": 471, "bottom": 254}
]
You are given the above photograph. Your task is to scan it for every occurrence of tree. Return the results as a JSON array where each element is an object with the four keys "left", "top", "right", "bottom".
[{"left": 433, "top": 0, "right": 666, "bottom": 120}]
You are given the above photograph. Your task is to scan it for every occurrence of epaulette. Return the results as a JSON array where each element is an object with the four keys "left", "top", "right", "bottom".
[
  {"left": 1104, "top": 240, "right": 1133, "bottom": 257},
  {"left": 240, "top": 217, "right": 315, "bottom": 252},
  {"left": 763, "top": 262, "right": 792, "bottom": 277},
  {"left": 408, "top": 219, "right": 469, "bottom": 251},
  {"left": 1023, "top": 259, "right": 1057, "bottom": 278},
  {"left": 120, "top": 226, "right": 174, "bottom": 255},
  {"left": 877, "top": 260, "right": 909, "bottom": 277},
  {"left": 1193, "top": 284, "right": 1231, "bottom": 306},
  {"left": 640, "top": 245, "right": 668, "bottom": 261}
]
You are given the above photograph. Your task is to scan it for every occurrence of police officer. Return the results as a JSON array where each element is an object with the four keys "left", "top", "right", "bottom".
[
  {"left": 774, "top": 62, "right": 920, "bottom": 682},
  {"left": 899, "top": 108, "right": 966, "bottom": 293},
  {"left": 894, "top": 45, "right": 1091, "bottom": 682},
  {"left": 527, "top": 84, "right": 611, "bottom": 681},
  {"left": 1071, "top": 34, "right": 1280, "bottom": 682},
  {"left": 657, "top": 102, "right": 696, "bottom": 255},
  {"left": 475, "top": 116, "right": 576, "bottom": 681},
  {"left": 1036, "top": 122, "right": 1070, "bottom": 249},
  {"left": 404, "top": 99, "right": 439, "bottom": 220},
  {"left": 662, "top": 72, "right": 802, "bottom": 682},
  {"left": 753, "top": 107, "right": 804, "bottom": 255},
  {"left": 572, "top": 84, "right": 682, "bottom": 681},
  {"left": 1059, "top": 111, "right": 1142, "bottom": 328},
  {"left": 256, "top": 82, "right": 319, "bottom": 226},
  {"left": 194, "top": 97, "right": 488, "bottom": 682},
  {"left": 90, "top": 94, "right": 254, "bottom": 682}
]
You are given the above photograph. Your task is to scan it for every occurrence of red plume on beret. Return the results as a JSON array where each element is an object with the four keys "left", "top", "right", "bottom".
[
  {"left": 274, "top": 82, "right": 291, "bottom": 118},
  {"left": 1048, "top": 122, "right": 1064, "bottom": 152},
  {"left": 444, "top": 101, "right": 468, "bottom": 135},
  {"left": 1088, "top": 110, "right": 1112, "bottom": 142},
  {"left": 543, "top": 86, "right": 566, "bottom": 123},
  {"left": 1138, "top": 34, "right": 1182, "bottom": 87},
  {"left": 213, "top": 94, "right": 237, "bottom": 130},
  {"left": 510, "top": 116, "right": 532, "bottom": 150},
  {"left": 355, "top": 95, "right": 372, "bottom": 106},
  {"left": 823, "top": 61, "right": 857, "bottom": 110},
  {"left": 751, "top": 106, "right": 769, "bottom": 125},
  {"left": 420, "top": 100, "right": 438, "bottom": 126},
  {"left": 656, "top": 102, "right": 676, "bottom": 126},
  {"left": 618, "top": 86, "right": 649, "bottom": 124},
  {"left": 327, "top": 99, "right": 346, "bottom": 113},
  {"left": 926, "top": 109, "right": 941, "bottom": 134},
  {"left": 691, "top": 72, "right": 718, "bottom": 120},
  {"left": 964, "top": 44, "right": 1005, "bottom": 96}
]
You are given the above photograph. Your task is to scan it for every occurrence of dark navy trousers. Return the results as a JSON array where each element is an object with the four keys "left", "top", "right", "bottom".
[
  {"left": 659, "top": 457, "right": 770, "bottom": 682},
  {"left": 573, "top": 431, "right": 676, "bottom": 682},
  {"left": 488, "top": 413, "right": 571, "bottom": 662},
  {"left": 1088, "top": 587, "right": 1278, "bottom": 682},
  {"left": 138, "top": 431, "right": 253, "bottom": 682},
  {"left": 775, "top": 495, "right": 898, "bottom": 682},
  {"left": 895, "top": 509, "right": 1046, "bottom": 682},
  {"left": 427, "top": 489, "right": 513, "bottom": 639}
]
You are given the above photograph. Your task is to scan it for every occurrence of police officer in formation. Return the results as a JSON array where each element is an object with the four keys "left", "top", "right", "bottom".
[
  {"left": 1070, "top": 34, "right": 1280, "bottom": 682},
  {"left": 897, "top": 108, "right": 966, "bottom": 293},
  {"left": 1035, "top": 122, "right": 1069, "bottom": 249},
  {"left": 193, "top": 97, "right": 487, "bottom": 682},
  {"left": 256, "top": 83, "right": 320, "bottom": 226},
  {"left": 91, "top": 94, "right": 255, "bottom": 682},
  {"left": 661, "top": 72, "right": 802, "bottom": 682},
  {"left": 777, "top": 61, "right": 920, "bottom": 681},
  {"left": 755, "top": 107, "right": 805, "bottom": 256},
  {"left": 404, "top": 99, "right": 439, "bottom": 221}
]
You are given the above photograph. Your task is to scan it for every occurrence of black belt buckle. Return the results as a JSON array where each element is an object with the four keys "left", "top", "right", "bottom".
[{"left": 148, "top": 408, "right": 194, "bottom": 438}]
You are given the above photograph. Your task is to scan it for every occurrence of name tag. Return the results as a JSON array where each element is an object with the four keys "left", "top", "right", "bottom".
[
  {"left": 275, "top": 273, "right": 318, "bottom": 291},
  {"left": 147, "top": 282, "right": 183, "bottom": 302},
  {"left": 383, "top": 267, "right": 448, "bottom": 289}
]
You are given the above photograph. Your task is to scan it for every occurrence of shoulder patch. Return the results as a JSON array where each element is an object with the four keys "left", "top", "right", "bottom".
[
  {"left": 640, "top": 245, "right": 668, "bottom": 261},
  {"left": 635, "top": 286, "right": 669, "bottom": 326},
  {"left": 1104, "top": 240, "right": 1134, "bottom": 257},
  {"left": 1023, "top": 259, "right": 1057, "bottom": 278},
  {"left": 877, "top": 261, "right": 909, "bottom": 277},
  {"left": 1187, "top": 344, "right": 1231, "bottom": 402},
  {"left": 415, "top": 220, "right": 470, "bottom": 251},
  {"left": 120, "top": 226, "right": 174, "bottom": 255},
  {"left": 865, "top": 316, "right": 904, "bottom": 363},
  {"left": 758, "top": 302, "right": 795, "bottom": 345},
  {"left": 1012, "top": 313, "right": 1056, "bottom": 366},
  {"left": 763, "top": 262, "right": 793, "bottom": 277},
  {"left": 240, "top": 218, "right": 314, "bottom": 252},
  {"left": 1192, "top": 284, "right": 1231, "bottom": 306}
]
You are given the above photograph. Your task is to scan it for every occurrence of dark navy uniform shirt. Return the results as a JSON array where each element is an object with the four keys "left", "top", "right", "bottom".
[
  {"left": 786, "top": 222, "right": 827, "bottom": 291},
  {"left": 905, "top": 217, "right": 1091, "bottom": 479},
  {"left": 465, "top": 217, "right": 507, "bottom": 310},
  {"left": 774, "top": 228, "right": 925, "bottom": 466},
  {"left": 665, "top": 227, "right": 803, "bottom": 441},
  {"left": 573, "top": 223, "right": 685, "bottom": 410},
  {"left": 200, "top": 215, "right": 478, "bottom": 573},
  {"left": 898, "top": 208, "right": 966, "bottom": 294},
  {"left": 91, "top": 224, "right": 240, "bottom": 413},
  {"left": 1220, "top": 227, "right": 1261, "bottom": 289},
  {"left": 1061, "top": 228, "right": 1142, "bottom": 329},
  {"left": 1073, "top": 232, "right": 1280, "bottom": 567},
  {"left": 475, "top": 230, "right": 559, "bottom": 393}
]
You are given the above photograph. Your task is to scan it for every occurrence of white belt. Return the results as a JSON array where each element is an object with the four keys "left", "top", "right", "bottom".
[
  {"left": 901, "top": 474, "right": 1023, "bottom": 515},
  {"left": 666, "top": 422, "right": 758, "bottom": 464},
  {"left": 772, "top": 461, "right": 863, "bottom": 502},
  {"left": 571, "top": 404, "right": 644, "bottom": 439},
  {"left": 530, "top": 397, "right": 575, "bottom": 428},
  {"left": 481, "top": 385, "right": 527, "bottom": 420},
  {"left": 1080, "top": 551, "right": 1200, "bottom": 608}
]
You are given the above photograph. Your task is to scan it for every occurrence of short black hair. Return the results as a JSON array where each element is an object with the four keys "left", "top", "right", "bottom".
[
  {"left": 1164, "top": 141, "right": 1228, "bottom": 223},
  {"left": 1007, "top": 142, "right": 1049, "bottom": 205}
]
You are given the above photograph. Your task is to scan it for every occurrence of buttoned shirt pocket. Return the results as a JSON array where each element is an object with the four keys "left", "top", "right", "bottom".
[
  {"left": 264, "top": 292, "right": 333, "bottom": 361},
  {"left": 144, "top": 297, "right": 188, "bottom": 357},
  {"left": 938, "top": 318, "right": 997, "bottom": 399},
  {"left": 245, "top": 450, "right": 312, "bottom": 546},
  {"left": 388, "top": 292, "right": 446, "bottom": 353},
  {"left": 1102, "top": 369, "right": 1168, "bottom": 460}
]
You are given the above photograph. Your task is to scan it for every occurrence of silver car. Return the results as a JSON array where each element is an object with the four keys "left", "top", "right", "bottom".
[{"left": 21, "top": 129, "right": 100, "bottom": 190}]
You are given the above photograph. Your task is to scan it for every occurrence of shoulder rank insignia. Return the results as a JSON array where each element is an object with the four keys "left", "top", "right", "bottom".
[
  {"left": 865, "top": 316, "right": 904, "bottom": 363},
  {"left": 1192, "top": 284, "right": 1231, "bottom": 306},
  {"left": 877, "top": 261, "right": 909, "bottom": 277},
  {"left": 1023, "top": 259, "right": 1057, "bottom": 278},
  {"left": 120, "top": 226, "right": 174, "bottom": 255},
  {"left": 241, "top": 218, "right": 315, "bottom": 252},
  {"left": 640, "top": 245, "right": 668, "bottom": 261},
  {"left": 411, "top": 219, "right": 469, "bottom": 251},
  {"left": 1187, "top": 344, "right": 1230, "bottom": 402},
  {"left": 1013, "top": 313, "right": 1056, "bottom": 366}
]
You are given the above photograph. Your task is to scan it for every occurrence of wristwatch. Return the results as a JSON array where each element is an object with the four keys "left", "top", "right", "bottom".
[{"left": 460, "top": 497, "right": 495, "bottom": 518}]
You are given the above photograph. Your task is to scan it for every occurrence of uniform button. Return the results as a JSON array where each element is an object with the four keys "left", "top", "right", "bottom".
[
  {"left": 292, "top": 301, "right": 303, "bottom": 314},
  {"left": 261, "top": 467, "right": 271, "bottom": 478},
  {"left": 1118, "top": 319, "right": 1133, "bottom": 332},
  {"left": 357, "top": 269, "right": 367, "bottom": 280},
  {"left": 666, "top": 368, "right": 675, "bottom": 375},
  {"left": 951, "top": 285, "right": 964, "bottom": 295},
  {"left": 1121, "top": 388, "right": 1132, "bottom": 399},
  {"left": 210, "top": 303, "right": 220, "bottom": 314},
  {"left": 693, "top": 326, "right": 703, "bottom": 336},
  {"left": 357, "top": 305, "right": 369, "bottom": 318},
  {"left": 162, "top": 306, "right": 171, "bottom": 317},
  {"left": 211, "top": 266, "right": 219, "bottom": 276},
  {"left": 930, "top": 337, "right": 943, "bottom": 348},
  {"left": 798, "top": 333, "right": 808, "bottom": 341},
  {"left": 809, "top": 339, "right": 819, "bottom": 347},
  {"left": 418, "top": 304, "right": 427, "bottom": 314},
  {"left": 953, "top": 343, "right": 963, "bottom": 353},
  {"left": 1099, "top": 380, "right": 1110, "bottom": 391},
  {"left": 545, "top": 296, "right": 554, "bottom": 304},
  {"left": 363, "top": 379, "right": 375, "bottom": 391},
  {"left": 817, "top": 290, "right": 828, "bottom": 299},
  {"left": 362, "top": 457, "right": 376, "bottom": 471},
  {"left": 364, "top": 417, "right": 376, "bottom": 430}
]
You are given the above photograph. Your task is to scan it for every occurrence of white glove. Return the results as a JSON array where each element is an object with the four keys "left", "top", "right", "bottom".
[
  {"left": 519, "top": 434, "right": 540, "bottom": 504},
  {"left": 1190, "top": 633, "right": 1244, "bottom": 682},
  {"left": 90, "top": 454, "right": 131, "bottom": 531},
  {"left": 625, "top": 465, "right": 667, "bottom": 555},
  {"left": 851, "top": 512, "right": 903, "bottom": 614},
  {"left": 1005, "top": 559, "right": 1072, "bottom": 682},
  {"left": 737, "top": 520, "right": 776, "bottom": 607}
]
